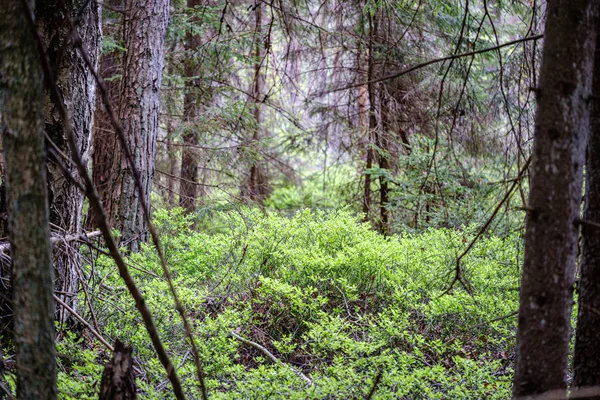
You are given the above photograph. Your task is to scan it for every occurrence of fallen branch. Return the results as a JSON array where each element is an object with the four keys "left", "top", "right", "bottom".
[
  {"left": 53, "top": 294, "right": 113, "bottom": 351},
  {"left": 229, "top": 330, "right": 312, "bottom": 385},
  {"left": 0, "top": 230, "right": 101, "bottom": 254}
]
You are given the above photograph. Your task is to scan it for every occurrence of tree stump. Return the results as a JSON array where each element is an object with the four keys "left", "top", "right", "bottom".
[{"left": 99, "top": 340, "right": 137, "bottom": 400}]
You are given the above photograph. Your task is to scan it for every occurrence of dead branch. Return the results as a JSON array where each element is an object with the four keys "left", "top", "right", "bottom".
[
  {"left": 229, "top": 330, "right": 313, "bottom": 385},
  {"left": 0, "top": 231, "right": 101, "bottom": 255}
]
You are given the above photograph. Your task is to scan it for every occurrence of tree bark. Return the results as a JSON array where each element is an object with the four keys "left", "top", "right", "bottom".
[
  {"left": 102, "top": 0, "right": 170, "bottom": 251},
  {"left": 512, "top": 1, "right": 599, "bottom": 398},
  {"left": 99, "top": 340, "right": 137, "bottom": 400},
  {"left": 378, "top": 97, "right": 391, "bottom": 235},
  {"left": 179, "top": 0, "right": 202, "bottom": 213},
  {"left": 361, "top": 9, "right": 377, "bottom": 221},
  {"left": 36, "top": 0, "right": 101, "bottom": 323},
  {"left": 87, "top": 0, "right": 122, "bottom": 231},
  {"left": 0, "top": 1, "right": 57, "bottom": 397},
  {"left": 573, "top": 27, "right": 600, "bottom": 399},
  {"left": 246, "top": 0, "right": 270, "bottom": 204}
]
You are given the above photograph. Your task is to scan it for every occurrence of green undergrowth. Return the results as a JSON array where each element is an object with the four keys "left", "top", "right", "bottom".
[{"left": 57, "top": 208, "right": 521, "bottom": 399}]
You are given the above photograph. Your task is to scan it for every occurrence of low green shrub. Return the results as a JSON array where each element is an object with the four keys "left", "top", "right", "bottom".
[{"left": 55, "top": 208, "right": 520, "bottom": 398}]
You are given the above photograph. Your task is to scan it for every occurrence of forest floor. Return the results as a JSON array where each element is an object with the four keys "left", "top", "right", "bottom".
[{"left": 49, "top": 209, "right": 520, "bottom": 399}]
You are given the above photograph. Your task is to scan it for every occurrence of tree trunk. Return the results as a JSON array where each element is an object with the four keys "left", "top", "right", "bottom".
[
  {"left": 362, "top": 10, "right": 377, "bottom": 221},
  {"left": 179, "top": 0, "right": 202, "bottom": 213},
  {"left": 36, "top": 0, "right": 101, "bottom": 323},
  {"left": 103, "top": 0, "right": 170, "bottom": 251},
  {"left": 512, "top": 1, "right": 599, "bottom": 398},
  {"left": 0, "top": 1, "right": 57, "bottom": 397},
  {"left": 378, "top": 97, "right": 391, "bottom": 236},
  {"left": 99, "top": 340, "right": 137, "bottom": 400},
  {"left": 246, "top": 0, "right": 269, "bottom": 204},
  {"left": 87, "top": 0, "right": 123, "bottom": 231},
  {"left": 166, "top": 122, "right": 177, "bottom": 208},
  {"left": 573, "top": 27, "right": 600, "bottom": 399}
]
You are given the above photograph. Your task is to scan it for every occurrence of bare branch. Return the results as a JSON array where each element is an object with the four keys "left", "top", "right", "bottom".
[{"left": 323, "top": 34, "right": 544, "bottom": 95}]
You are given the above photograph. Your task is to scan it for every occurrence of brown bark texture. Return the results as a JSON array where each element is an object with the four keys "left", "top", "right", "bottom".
[
  {"left": 246, "top": 0, "right": 270, "bottom": 204},
  {"left": 573, "top": 27, "right": 600, "bottom": 399},
  {"left": 88, "top": 0, "right": 122, "bottom": 230},
  {"left": 103, "top": 0, "right": 170, "bottom": 251},
  {"left": 512, "top": 1, "right": 599, "bottom": 398},
  {"left": 362, "top": 10, "right": 377, "bottom": 220},
  {"left": 36, "top": 0, "right": 101, "bottom": 322},
  {"left": 99, "top": 340, "right": 137, "bottom": 400},
  {"left": 179, "top": 0, "right": 202, "bottom": 213},
  {"left": 0, "top": 1, "right": 57, "bottom": 397}
]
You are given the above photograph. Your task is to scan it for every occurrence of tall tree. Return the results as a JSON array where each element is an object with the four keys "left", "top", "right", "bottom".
[
  {"left": 245, "top": 0, "right": 270, "bottom": 203},
  {"left": 512, "top": 1, "right": 599, "bottom": 398},
  {"left": 361, "top": 4, "right": 377, "bottom": 221},
  {"left": 573, "top": 27, "right": 600, "bottom": 398},
  {"left": 87, "top": 0, "right": 123, "bottom": 230},
  {"left": 0, "top": 0, "right": 57, "bottom": 397},
  {"left": 37, "top": 0, "right": 101, "bottom": 321},
  {"left": 100, "top": 0, "right": 170, "bottom": 250},
  {"left": 180, "top": 0, "right": 202, "bottom": 213}
]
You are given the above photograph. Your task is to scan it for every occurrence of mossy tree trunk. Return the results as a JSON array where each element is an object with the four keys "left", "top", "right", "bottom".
[{"left": 0, "top": 1, "right": 57, "bottom": 397}]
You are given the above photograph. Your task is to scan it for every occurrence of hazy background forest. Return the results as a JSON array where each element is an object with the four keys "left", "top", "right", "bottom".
[{"left": 3, "top": 0, "right": 600, "bottom": 399}]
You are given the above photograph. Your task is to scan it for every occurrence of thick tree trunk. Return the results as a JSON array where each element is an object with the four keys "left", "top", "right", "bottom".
[
  {"left": 512, "top": 1, "right": 599, "bottom": 398},
  {"left": 179, "top": 0, "right": 202, "bottom": 213},
  {"left": 573, "top": 28, "right": 600, "bottom": 399},
  {"left": 103, "top": 0, "right": 170, "bottom": 251},
  {"left": 0, "top": 1, "right": 57, "bottom": 397},
  {"left": 36, "top": 0, "right": 101, "bottom": 323}
]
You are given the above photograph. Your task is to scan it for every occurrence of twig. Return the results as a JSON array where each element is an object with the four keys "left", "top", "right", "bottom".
[
  {"left": 54, "top": 294, "right": 144, "bottom": 376},
  {"left": 323, "top": 34, "right": 544, "bottom": 94},
  {"left": 0, "top": 231, "right": 101, "bottom": 254},
  {"left": 467, "top": 310, "right": 519, "bottom": 330},
  {"left": 364, "top": 368, "right": 383, "bottom": 400},
  {"left": 229, "top": 330, "right": 312, "bottom": 385},
  {"left": 576, "top": 218, "right": 600, "bottom": 230},
  {"left": 440, "top": 156, "right": 531, "bottom": 297},
  {"left": 53, "top": 295, "right": 112, "bottom": 350},
  {"left": 0, "top": 382, "right": 15, "bottom": 400}
]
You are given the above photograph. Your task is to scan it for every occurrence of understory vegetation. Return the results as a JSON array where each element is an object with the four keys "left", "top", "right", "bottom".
[{"left": 46, "top": 209, "right": 520, "bottom": 399}]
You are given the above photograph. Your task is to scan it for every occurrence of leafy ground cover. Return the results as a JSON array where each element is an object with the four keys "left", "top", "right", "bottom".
[{"left": 51, "top": 208, "right": 520, "bottom": 399}]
